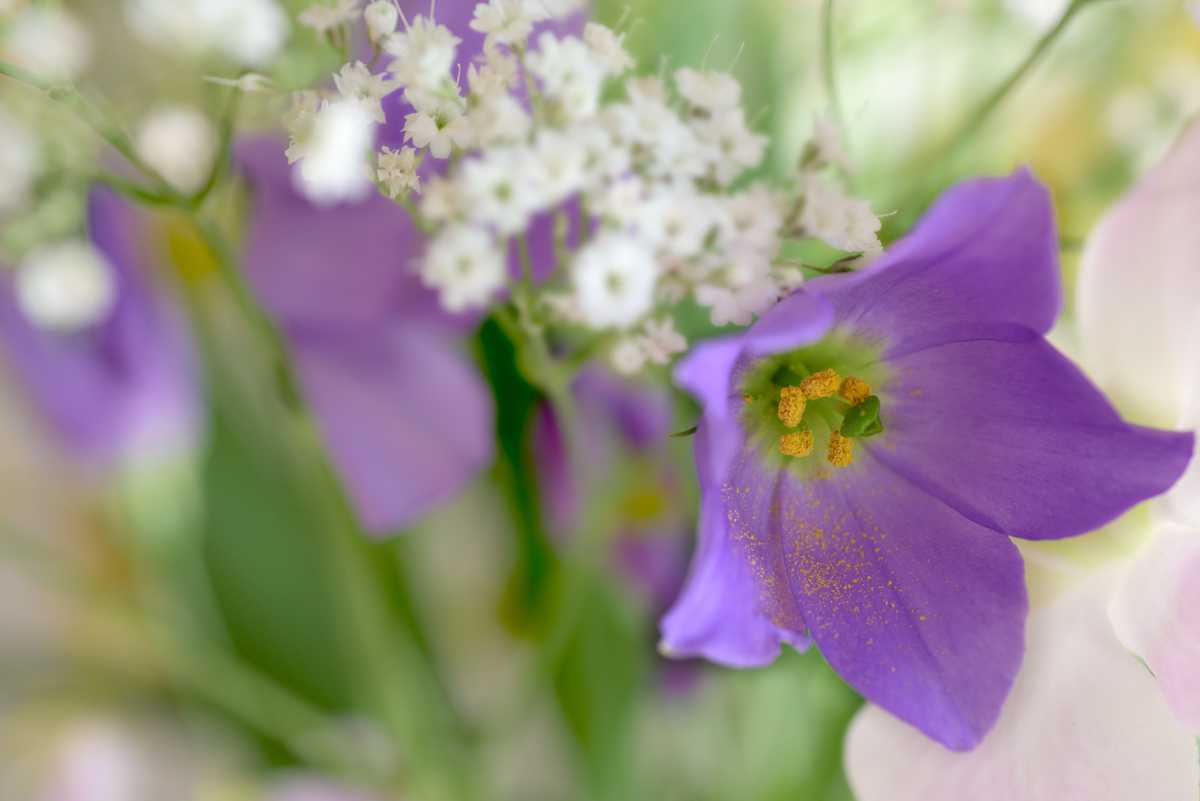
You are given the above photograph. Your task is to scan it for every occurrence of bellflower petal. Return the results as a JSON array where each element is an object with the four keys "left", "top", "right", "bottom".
[
  {"left": 1077, "top": 118, "right": 1200, "bottom": 430},
  {"left": 814, "top": 168, "right": 1061, "bottom": 359},
  {"left": 846, "top": 569, "right": 1199, "bottom": 801},
  {"left": 0, "top": 187, "right": 200, "bottom": 461},
  {"left": 662, "top": 169, "right": 1192, "bottom": 750},
  {"left": 868, "top": 338, "right": 1193, "bottom": 541},
  {"left": 1110, "top": 522, "right": 1200, "bottom": 734},
  {"left": 238, "top": 139, "right": 495, "bottom": 534}
]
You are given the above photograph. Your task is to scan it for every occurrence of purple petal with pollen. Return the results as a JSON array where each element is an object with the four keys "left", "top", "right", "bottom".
[
  {"left": 288, "top": 321, "right": 494, "bottom": 535},
  {"left": 813, "top": 169, "right": 1061, "bottom": 359},
  {"left": 867, "top": 338, "right": 1194, "bottom": 541},
  {"left": 0, "top": 187, "right": 200, "bottom": 461},
  {"left": 769, "top": 458, "right": 1026, "bottom": 751}
]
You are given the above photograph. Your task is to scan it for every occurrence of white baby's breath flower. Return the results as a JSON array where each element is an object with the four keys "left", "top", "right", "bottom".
[
  {"left": 469, "top": 0, "right": 550, "bottom": 51},
  {"left": 404, "top": 91, "right": 475, "bottom": 159},
  {"left": 694, "top": 276, "right": 780, "bottom": 327},
  {"left": 333, "top": 61, "right": 400, "bottom": 123},
  {"left": 845, "top": 199, "right": 882, "bottom": 253},
  {"left": 0, "top": 113, "right": 42, "bottom": 217},
  {"left": 16, "top": 241, "right": 117, "bottom": 333},
  {"left": 610, "top": 337, "right": 647, "bottom": 375},
  {"left": 572, "top": 234, "right": 659, "bottom": 329},
  {"left": 584, "top": 22, "right": 634, "bottom": 75},
  {"left": 693, "top": 108, "right": 768, "bottom": 185},
  {"left": 126, "top": 0, "right": 289, "bottom": 67},
  {"left": 797, "top": 175, "right": 881, "bottom": 253},
  {"left": 6, "top": 6, "right": 92, "bottom": 79},
  {"left": 383, "top": 14, "right": 460, "bottom": 93},
  {"left": 203, "top": 73, "right": 278, "bottom": 93},
  {"left": 364, "top": 0, "right": 398, "bottom": 44},
  {"left": 469, "top": 93, "right": 533, "bottom": 147},
  {"left": 638, "top": 317, "right": 687, "bottom": 365},
  {"left": 377, "top": 145, "right": 419, "bottom": 197},
  {"left": 674, "top": 68, "right": 741, "bottom": 115},
  {"left": 530, "top": 128, "right": 587, "bottom": 205},
  {"left": 298, "top": 0, "right": 360, "bottom": 43},
  {"left": 809, "top": 110, "right": 856, "bottom": 173},
  {"left": 460, "top": 148, "right": 540, "bottom": 234},
  {"left": 291, "top": 100, "right": 377, "bottom": 205},
  {"left": 283, "top": 90, "right": 322, "bottom": 163},
  {"left": 525, "top": 32, "right": 606, "bottom": 120},
  {"left": 724, "top": 184, "right": 783, "bottom": 254},
  {"left": 467, "top": 49, "right": 520, "bottom": 96},
  {"left": 422, "top": 226, "right": 507, "bottom": 312},
  {"left": 592, "top": 175, "right": 645, "bottom": 226},
  {"left": 134, "top": 106, "right": 219, "bottom": 195},
  {"left": 637, "top": 188, "right": 718, "bottom": 260},
  {"left": 420, "top": 175, "right": 464, "bottom": 222}
]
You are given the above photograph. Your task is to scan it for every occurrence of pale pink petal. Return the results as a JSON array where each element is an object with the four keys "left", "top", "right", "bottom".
[
  {"left": 1111, "top": 522, "right": 1200, "bottom": 734},
  {"left": 846, "top": 569, "right": 1198, "bottom": 801},
  {"left": 1076, "top": 117, "right": 1200, "bottom": 429}
]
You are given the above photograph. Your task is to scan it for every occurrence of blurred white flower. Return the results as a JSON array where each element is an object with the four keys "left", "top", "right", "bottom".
[
  {"left": 383, "top": 14, "right": 460, "bottom": 93},
  {"left": 363, "top": 0, "right": 398, "bottom": 45},
  {"left": 638, "top": 188, "right": 716, "bottom": 259},
  {"left": 799, "top": 175, "right": 880, "bottom": 253},
  {"left": 202, "top": 72, "right": 278, "bottom": 93},
  {"left": 609, "top": 337, "right": 647, "bottom": 375},
  {"left": 290, "top": 100, "right": 377, "bottom": 205},
  {"left": 526, "top": 32, "right": 606, "bottom": 120},
  {"left": 468, "top": 49, "right": 520, "bottom": 97},
  {"left": 808, "top": 110, "right": 856, "bottom": 172},
  {"left": 0, "top": 112, "right": 42, "bottom": 217},
  {"left": 674, "top": 67, "right": 741, "bottom": 115},
  {"left": 134, "top": 106, "right": 219, "bottom": 194},
  {"left": 419, "top": 175, "right": 464, "bottom": 223},
  {"left": 693, "top": 108, "right": 768, "bottom": 185},
  {"left": 469, "top": 0, "right": 550, "bottom": 51},
  {"left": 723, "top": 184, "right": 783, "bottom": 254},
  {"left": 404, "top": 91, "right": 475, "bottom": 159},
  {"left": 584, "top": 22, "right": 634, "bottom": 76},
  {"left": 592, "top": 175, "right": 645, "bottom": 225},
  {"left": 530, "top": 128, "right": 587, "bottom": 205},
  {"left": 460, "top": 148, "right": 540, "bottom": 234},
  {"left": 15, "top": 240, "right": 117, "bottom": 333},
  {"left": 469, "top": 92, "right": 533, "bottom": 147},
  {"left": 422, "top": 226, "right": 507, "bottom": 311},
  {"left": 298, "top": 0, "right": 360, "bottom": 43},
  {"left": 694, "top": 273, "right": 780, "bottom": 327},
  {"left": 572, "top": 234, "right": 658, "bottom": 329},
  {"left": 6, "top": 6, "right": 92, "bottom": 79},
  {"left": 638, "top": 317, "right": 687, "bottom": 365},
  {"left": 43, "top": 720, "right": 144, "bottom": 801},
  {"left": 377, "top": 145, "right": 419, "bottom": 197},
  {"left": 125, "top": 0, "right": 289, "bottom": 67},
  {"left": 333, "top": 61, "right": 399, "bottom": 123}
]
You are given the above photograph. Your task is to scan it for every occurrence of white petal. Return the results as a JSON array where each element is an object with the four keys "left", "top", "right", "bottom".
[
  {"left": 1160, "top": 374, "right": 1200, "bottom": 529},
  {"left": 1111, "top": 522, "right": 1200, "bottom": 733},
  {"left": 846, "top": 568, "right": 1198, "bottom": 801},
  {"left": 1076, "top": 117, "right": 1200, "bottom": 429}
]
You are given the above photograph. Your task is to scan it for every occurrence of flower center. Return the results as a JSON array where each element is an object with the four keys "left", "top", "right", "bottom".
[{"left": 737, "top": 333, "right": 887, "bottom": 475}]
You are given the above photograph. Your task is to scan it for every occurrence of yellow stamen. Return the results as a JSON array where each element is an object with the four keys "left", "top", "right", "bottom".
[
  {"left": 827, "top": 431, "right": 854, "bottom": 467},
  {"left": 780, "top": 431, "right": 814, "bottom": 458},
  {"left": 838, "top": 376, "right": 872, "bottom": 406},
  {"left": 800, "top": 368, "right": 842, "bottom": 399},
  {"left": 777, "top": 386, "right": 806, "bottom": 427}
]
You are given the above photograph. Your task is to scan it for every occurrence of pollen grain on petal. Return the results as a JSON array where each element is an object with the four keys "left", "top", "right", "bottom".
[
  {"left": 778, "top": 385, "right": 806, "bottom": 427},
  {"left": 780, "top": 430, "right": 814, "bottom": 458},
  {"left": 800, "top": 368, "right": 842, "bottom": 399},
  {"left": 827, "top": 431, "right": 854, "bottom": 467},
  {"left": 838, "top": 375, "right": 871, "bottom": 406}
]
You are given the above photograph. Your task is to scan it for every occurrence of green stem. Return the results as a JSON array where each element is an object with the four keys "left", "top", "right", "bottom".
[
  {"left": 821, "top": 0, "right": 842, "bottom": 127},
  {"left": 0, "top": 57, "right": 56, "bottom": 90}
]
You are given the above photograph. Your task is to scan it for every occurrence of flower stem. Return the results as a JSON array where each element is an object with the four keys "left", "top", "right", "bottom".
[{"left": 821, "top": 0, "right": 842, "bottom": 128}]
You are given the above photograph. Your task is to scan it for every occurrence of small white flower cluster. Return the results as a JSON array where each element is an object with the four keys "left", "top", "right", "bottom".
[{"left": 284, "top": 1, "right": 884, "bottom": 373}]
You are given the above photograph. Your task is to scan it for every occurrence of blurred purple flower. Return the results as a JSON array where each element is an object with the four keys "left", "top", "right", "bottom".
[
  {"left": 0, "top": 186, "right": 201, "bottom": 462},
  {"left": 238, "top": 139, "right": 494, "bottom": 535},
  {"left": 660, "top": 170, "right": 1195, "bottom": 751}
]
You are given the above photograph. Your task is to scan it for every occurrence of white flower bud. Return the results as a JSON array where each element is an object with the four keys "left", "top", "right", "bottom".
[
  {"left": 135, "top": 106, "right": 219, "bottom": 195},
  {"left": 364, "top": 0, "right": 398, "bottom": 43},
  {"left": 16, "top": 241, "right": 117, "bottom": 333}
]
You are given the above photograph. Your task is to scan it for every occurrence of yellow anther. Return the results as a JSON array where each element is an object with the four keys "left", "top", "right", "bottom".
[
  {"left": 800, "top": 368, "right": 842, "bottom": 399},
  {"left": 780, "top": 430, "right": 814, "bottom": 458},
  {"left": 777, "top": 386, "right": 806, "bottom": 428},
  {"left": 827, "top": 431, "right": 854, "bottom": 467},
  {"left": 838, "top": 376, "right": 872, "bottom": 406}
]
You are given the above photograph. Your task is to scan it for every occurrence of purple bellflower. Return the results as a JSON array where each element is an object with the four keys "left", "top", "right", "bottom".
[
  {"left": 238, "top": 139, "right": 494, "bottom": 535},
  {"left": 659, "top": 170, "right": 1195, "bottom": 750},
  {"left": 0, "top": 186, "right": 201, "bottom": 462}
]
